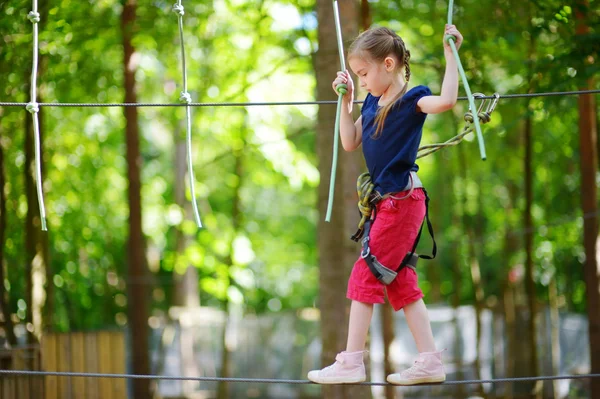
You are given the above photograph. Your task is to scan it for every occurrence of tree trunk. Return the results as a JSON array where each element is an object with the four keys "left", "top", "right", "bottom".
[
  {"left": 173, "top": 136, "right": 200, "bottom": 396},
  {"left": 173, "top": 136, "right": 200, "bottom": 308},
  {"left": 578, "top": 86, "right": 600, "bottom": 399},
  {"left": 216, "top": 148, "right": 243, "bottom": 399},
  {"left": 575, "top": 4, "right": 600, "bottom": 398},
  {"left": 503, "top": 153, "right": 521, "bottom": 399},
  {"left": 457, "top": 138, "right": 485, "bottom": 396},
  {"left": 24, "top": 97, "right": 45, "bottom": 345},
  {"left": 122, "top": 1, "right": 151, "bottom": 397},
  {"left": 548, "top": 278, "right": 560, "bottom": 399},
  {"left": 381, "top": 303, "right": 397, "bottom": 399},
  {"left": 451, "top": 139, "right": 466, "bottom": 399},
  {"left": 315, "top": 0, "right": 368, "bottom": 398},
  {"left": 523, "top": 105, "right": 541, "bottom": 398},
  {"left": 0, "top": 118, "right": 17, "bottom": 346}
]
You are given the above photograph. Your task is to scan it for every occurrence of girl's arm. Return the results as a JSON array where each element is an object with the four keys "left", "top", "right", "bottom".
[{"left": 417, "top": 25, "right": 463, "bottom": 114}]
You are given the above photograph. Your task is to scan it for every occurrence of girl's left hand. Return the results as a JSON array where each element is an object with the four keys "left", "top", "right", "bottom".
[{"left": 443, "top": 24, "right": 463, "bottom": 51}]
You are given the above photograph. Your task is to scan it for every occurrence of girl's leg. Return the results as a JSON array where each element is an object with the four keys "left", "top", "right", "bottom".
[
  {"left": 387, "top": 298, "right": 445, "bottom": 385},
  {"left": 307, "top": 300, "right": 373, "bottom": 384},
  {"left": 346, "top": 300, "right": 374, "bottom": 351},
  {"left": 403, "top": 298, "right": 436, "bottom": 352}
]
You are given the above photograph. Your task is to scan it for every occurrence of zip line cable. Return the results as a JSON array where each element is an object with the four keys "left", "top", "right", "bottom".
[{"left": 1, "top": 89, "right": 598, "bottom": 108}]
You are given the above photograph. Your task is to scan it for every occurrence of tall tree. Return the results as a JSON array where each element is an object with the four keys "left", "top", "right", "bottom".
[
  {"left": 315, "top": 0, "right": 368, "bottom": 398},
  {"left": 122, "top": 0, "right": 151, "bottom": 397},
  {"left": 576, "top": 3, "right": 600, "bottom": 397},
  {"left": 0, "top": 117, "right": 17, "bottom": 346}
]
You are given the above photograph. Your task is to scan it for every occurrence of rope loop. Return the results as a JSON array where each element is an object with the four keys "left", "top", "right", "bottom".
[
  {"left": 478, "top": 112, "right": 491, "bottom": 124},
  {"left": 27, "top": 11, "right": 40, "bottom": 23},
  {"left": 335, "top": 84, "right": 347, "bottom": 95},
  {"left": 179, "top": 91, "right": 192, "bottom": 104},
  {"left": 172, "top": 3, "right": 185, "bottom": 16},
  {"left": 26, "top": 102, "right": 39, "bottom": 113}
]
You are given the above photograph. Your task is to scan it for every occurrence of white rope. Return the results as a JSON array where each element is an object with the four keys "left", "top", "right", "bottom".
[
  {"left": 173, "top": 1, "right": 202, "bottom": 228},
  {"left": 27, "top": 0, "right": 47, "bottom": 231}
]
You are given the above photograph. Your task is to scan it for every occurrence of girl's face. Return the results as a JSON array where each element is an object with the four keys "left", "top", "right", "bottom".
[{"left": 349, "top": 54, "right": 397, "bottom": 97}]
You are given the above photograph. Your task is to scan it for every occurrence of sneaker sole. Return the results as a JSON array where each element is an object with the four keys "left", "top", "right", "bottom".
[
  {"left": 308, "top": 375, "right": 367, "bottom": 385},
  {"left": 386, "top": 375, "right": 446, "bottom": 386}
]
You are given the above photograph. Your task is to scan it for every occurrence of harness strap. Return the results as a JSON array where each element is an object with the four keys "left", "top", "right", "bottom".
[
  {"left": 398, "top": 188, "right": 437, "bottom": 270},
  {"left": 354, "top": 174, "right": 437, "bottom": 285}
]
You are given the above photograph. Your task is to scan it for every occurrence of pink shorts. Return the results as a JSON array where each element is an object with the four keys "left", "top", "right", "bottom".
[{"left": 347, "top": 188, "right": 426, "bottom": 311}]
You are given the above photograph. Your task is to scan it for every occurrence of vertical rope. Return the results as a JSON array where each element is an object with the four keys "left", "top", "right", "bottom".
[
  {"left": 325, "top": 0, "right": 347, "bottom": 222},
  {"left": 27, "top": 0, "right": 47, "bottom": 231},
  {"left": 173, "top": 1, "right": 202, "bottom": 228},
  {"left": 446, "top": 0, "right": 487, "bottom": 160}
]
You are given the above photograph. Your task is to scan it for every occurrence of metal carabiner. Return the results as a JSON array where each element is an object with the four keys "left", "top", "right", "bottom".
[
  {"left": 464, "top": 93, "right": 488, "bottom": 123},
  {"left": 485, "top": 92, "right": 500, "bottom": 115}
]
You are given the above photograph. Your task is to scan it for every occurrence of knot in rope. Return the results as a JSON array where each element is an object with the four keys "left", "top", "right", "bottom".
[
  {"left": 172, "top": 4, "right": 185, "bottom": 16},
  {"left": 27, "top": 11, "right": 40, "bottom": 23},
  {"left": 26, "top": 102, "right": 39, "bottom": 113},
  {"left": 179, "top": 91, "right": 191, "bottom": 104}
]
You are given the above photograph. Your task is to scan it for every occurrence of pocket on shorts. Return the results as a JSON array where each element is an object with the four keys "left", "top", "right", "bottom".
[{"left": 380, "top": 188, "right": 425, "bottom": 214}]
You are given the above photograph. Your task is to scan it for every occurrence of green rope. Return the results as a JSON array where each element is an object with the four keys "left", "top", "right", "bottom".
[
  {"left": 27, "top": 0, "right": 47, "bottom": 231},
  {"left": 325, "top": 0, "right": 348, "bottom": 222},
  {"left": 173, "top": 1, "right": 202, "bottom": 228},
  {"left": 417, "top": 94, "right": 498, "bottom": 159},
  {"left": 350, "top": 172, "right": 376, "bottom": 241},
  {"left": 446, "top": 0, "right": 486, "bottom": 160}
]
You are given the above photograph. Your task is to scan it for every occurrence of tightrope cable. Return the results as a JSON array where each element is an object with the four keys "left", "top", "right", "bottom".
[
  {"left": 173, "top": 1, "right": 202, "bottom": 228},
  {"left": 26, "top": 0, "right": 47, "bottom": 231},
  {"left": 1, "top": 90, "right": 598, "bottom": 108},
  {"left": 0, "top": 369, "right": 598, "bottom": 386},
  {"left": 446, "top": 0, "right": 486, "bottom": 160}
]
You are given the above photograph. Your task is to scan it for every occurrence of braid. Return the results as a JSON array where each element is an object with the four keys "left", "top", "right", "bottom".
[
  {"left": 393, "top": 36, "right": 411, "bottom": 82},
  {"left": 404, "top": 49, "right": 411, "bottom": 82}
]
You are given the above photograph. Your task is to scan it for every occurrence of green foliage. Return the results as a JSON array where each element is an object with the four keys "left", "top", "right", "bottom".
[{"left": 0, "top": 0, "right": 598, "bottom": 334}]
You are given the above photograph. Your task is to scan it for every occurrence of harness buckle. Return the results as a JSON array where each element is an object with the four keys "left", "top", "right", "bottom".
[{"left": 360, "top": 247, "right": 370, "bottom": 258}]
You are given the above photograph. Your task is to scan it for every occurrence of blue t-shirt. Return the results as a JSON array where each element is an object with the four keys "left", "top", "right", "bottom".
[{"left": 361, "top": 85, "right": 432, "bottom": 194}]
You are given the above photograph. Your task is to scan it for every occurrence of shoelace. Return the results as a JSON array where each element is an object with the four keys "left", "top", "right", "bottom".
[{"left": 402, "top": 359, "right": 425, "bottom": 377}]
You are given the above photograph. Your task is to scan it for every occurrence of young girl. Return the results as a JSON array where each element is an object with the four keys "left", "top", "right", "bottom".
[{"left": 308, "top": 25, "right": 463, "bottom": 386}]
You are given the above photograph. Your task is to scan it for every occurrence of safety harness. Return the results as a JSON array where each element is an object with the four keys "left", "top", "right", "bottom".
[{"left": 351, "top": 172, "right": 437, "bottom": 285}]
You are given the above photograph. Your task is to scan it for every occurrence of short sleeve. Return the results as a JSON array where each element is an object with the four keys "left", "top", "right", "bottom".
[
  {"left": 361, "top": 93, "right": 375, "bottom": 115},
  {"left": 404, "top": 85, "right": 432, "bottom": 114}
]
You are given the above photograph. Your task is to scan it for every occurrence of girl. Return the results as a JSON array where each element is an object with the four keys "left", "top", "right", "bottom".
[{"left": 308, "top": 25, "right": 463, "bottom": 386}]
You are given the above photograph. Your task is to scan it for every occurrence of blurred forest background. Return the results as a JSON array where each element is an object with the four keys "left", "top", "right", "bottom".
[{"left": 0, "top": 0, "right": 599, "bottom": 398}]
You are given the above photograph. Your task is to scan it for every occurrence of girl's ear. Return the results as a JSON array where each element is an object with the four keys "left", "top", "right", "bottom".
[{"left": 384, "top": 56, "right": 396, "bottom": 72}]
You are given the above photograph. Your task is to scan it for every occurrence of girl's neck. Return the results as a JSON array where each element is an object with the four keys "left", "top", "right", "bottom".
[{"left": 378, "top": 79, "right": 406, "bottom": 106}]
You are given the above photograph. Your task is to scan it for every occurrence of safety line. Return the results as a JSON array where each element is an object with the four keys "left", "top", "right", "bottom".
[
  {"left": 0, "top": 369, "right": 597, "bottom": 386},
  {"left": 173, "top": 1, "right": 202, "bottom": 228},
  {"left": 446, "top": 0, "right": 485, "bottom": 160},
  {"left": 325, "top": 0, "right": 347, "bottom": 222},
  {"left": 26, "top": 0, "right": 47, "bottom": 231},
  {"left": 1, "top": 89, "right": 597, "bottom": 108}
]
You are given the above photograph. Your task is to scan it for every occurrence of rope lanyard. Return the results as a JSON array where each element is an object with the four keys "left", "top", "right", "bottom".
[
  {"left": 325, "top": 0, "right": 348, "bottom": 222},
  {"left": 27, "top": 0, "right": 47, "bottom": 231},
  {"left": 446, "top": 0, "right": 486, "bottom": 160},
  {"left": 417, "top": 93, "right": 499, "bottom": 159},
  {"left": 173, "top": 1, "right": 202, "bottom": 228}
]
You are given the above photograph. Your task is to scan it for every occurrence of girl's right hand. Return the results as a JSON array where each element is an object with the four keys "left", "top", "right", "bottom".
[{"left": 332, "top": 70, "right": 354, "bottom": 100}]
